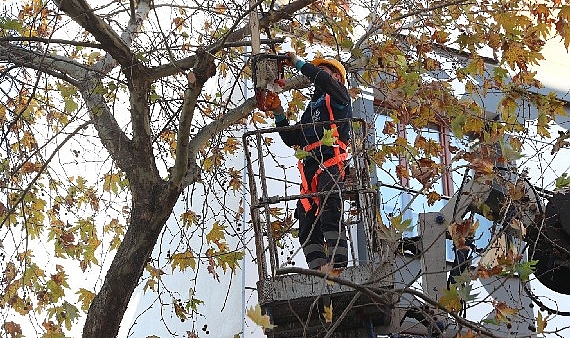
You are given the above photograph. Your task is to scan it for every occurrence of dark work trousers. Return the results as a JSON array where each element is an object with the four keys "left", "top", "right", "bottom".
[{"left": 297, "top": 162, "right": 349, "bottom": 269}]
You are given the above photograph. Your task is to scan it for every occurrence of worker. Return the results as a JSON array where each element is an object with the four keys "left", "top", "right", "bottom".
[{"left": 261, "top": 52, "right": 352, "bottom": 270}]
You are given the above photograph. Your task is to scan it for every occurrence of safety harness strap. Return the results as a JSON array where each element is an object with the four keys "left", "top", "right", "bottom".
[{"left": 298, "top": 94, "right": 348, "bottom": 212}]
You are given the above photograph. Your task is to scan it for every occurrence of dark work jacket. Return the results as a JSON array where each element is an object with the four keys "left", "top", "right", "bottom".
[{"left": 276, "top": 62, "right": 352, "bottom": 171}]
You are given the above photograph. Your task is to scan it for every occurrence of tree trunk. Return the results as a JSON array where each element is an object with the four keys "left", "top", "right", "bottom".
[{"left": 82, "top": 180, "right": 181, "bottom": 338}]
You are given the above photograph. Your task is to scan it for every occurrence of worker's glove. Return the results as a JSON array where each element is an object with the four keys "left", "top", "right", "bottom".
[
  {"left": 261, "top": 91, "right": 282, "bottom": 112},
  {"left": 285, "top": 52, "right": 304, "bottom": 70}
]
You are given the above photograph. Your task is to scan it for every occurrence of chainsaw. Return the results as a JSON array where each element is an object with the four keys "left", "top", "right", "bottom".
[{"left": 252, "top": 53, "right": 289, "bottom": 111}]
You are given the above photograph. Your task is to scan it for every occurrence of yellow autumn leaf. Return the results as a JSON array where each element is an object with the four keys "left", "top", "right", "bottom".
[
  {"left": 323, "top": 302, "right": 333, "bottom": 323},
  {"left": 170, "top": 251, "right": 196, "bottom": 271},
  {"left": 390, "top": 214, "right": 413, "bottom": 234},
  {"left": 494, "top": 301, "right": 519, "bottom": 322},
  {"left": 206, "top": 221, "right": 225, "bottom": 245},
  {"left": 76, "top": 288, "right": 95, "bottom": 311},
  {"left": 439, "top": 286, "right": 462, "bottom": 313},
  {"left": 174, "top": 299, "right": 188, "bottom": 321},
  {"left": 246, "top": 304, "right": 276, "bottom": 331},
  {"left": 557, "top": 6, "right": 570, "bottom": 49},
  {"left": 469, "top": 158, "right": 494, "bottom": 176},
  {"left": 427, "top": 191, "right": 441, "bottom": 206},
  {"left": 395, "top": 164, "right": 409, "bottom": 180},
  {"left": 319, "top": 263, "right": 342, "bottom": 285},
  {"left": 223, "top": 137, "right": 240, "bottom": 154},
  {"left": 537, "top": 311, "right": 547, "bottom": 333},
  {"left": 532, "top": 4, "right": 549, "bottom": 21},
  {"left": 4, "top": 261, "right": 17, "bottom": 284},
  {"left": 180, "top": 210, "right": 199, "bottom": 227},
  {"left": 146, "top": 264, "right": 166, "bottom": 278},
  {"left": 173, "top": 17, "right": 185, "bottom": 30},
  {"left": 251, "top": 111, "right": 267, "bottom": 124},
  {"left": 228, "top": 168, "right": 242, "bottom": 192},
  {"left": 456, "top": 330, "right": 476, "bottom": 338}
]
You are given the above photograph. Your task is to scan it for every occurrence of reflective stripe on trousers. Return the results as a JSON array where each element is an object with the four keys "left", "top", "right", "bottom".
[{"left": 297, "top": 164, "right": 348, "bottom": 269}]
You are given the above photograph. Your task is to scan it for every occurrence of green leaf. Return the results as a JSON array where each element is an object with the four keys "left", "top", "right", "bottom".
[
  {"left": 60, "top": 301, "right": 80, "bottom": 330},
  {"left": 46, "top": 279, "right": 66, "bottom": 303},
  {"left": 537, "top": 311, "right": 546, "bottom": 333},
  {"left": 402, "top": 72, "right": 420, "bottom": 96},
  {"left": 499, "top": 138, "right": 524, "bottom": 161},
  {"left": 394, "top": 54, "right": 407, "bottom": 69},
  {"left": 294, "top": 149, "right": 311, "bottom": 160},
  {"left": 555, "top": 173, "right": 570, "bottom": 190},
  {"left": 340, "top": 39, "right": 354, "bottom": 49},
  {"left": 149, "top": 91, "right": 161, "bottom": 103},
  {"left": 439, "top": 286, "right": 462, "bottom": 313},
  {"left": 0, "top": 17, "right": 22, "bottom": 31},
  {"left": 453, "top": 269, "right": 473, "bottom": 285},
  {"left": 451, "top": 115, "right": 465, "bottom": 139},
  {"left": 136, "top": 51, "right": 148, "bottom": 62},
  {"left": 457, "top": 283, "right": 479, "bottom": 302},
  {"left": 102, "top": 172, "right": 127, "bottom": 195},
  {"left": 482, "top": 318, "right": 500, "bottom": 325},
  {"left": 186, "top": 297, "right": 204, "bottom": 312},
  {"left": 211, "top": 249, "right": 245, "bottom": 273},
  {"left": 390, "top": 214, "right": 413, "bottom": 233},
  {"left": 64, "top": 98, "right": 78, "bottom": 113},
  {"left": 515, "top": 260, "right": 537, "bottom": 282},
  {"left": 493, "top": 66, "right": 509, "bottom": 80},
  {"left": 479, "top": 203, "right": 494, "bottom": 220},
  {"left": 321, "top": 128, "right": 337, "bottom": 147}
]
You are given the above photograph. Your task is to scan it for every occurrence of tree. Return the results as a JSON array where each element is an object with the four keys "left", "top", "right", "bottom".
[{"left": 0, "top": 0, "right": 569, "bottom": 337}]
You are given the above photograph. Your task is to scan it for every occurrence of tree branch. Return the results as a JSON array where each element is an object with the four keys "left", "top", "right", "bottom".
[
  {"left": 0, "top": 43, "right": 93, "bottom": 82},
  {"left": 221, "top": 37, "right": 285, "bottom": 48},
  {"left": 171, "top": 51, "right": 216, "bottom": 187},
  {"left": 353, "top": 0, "right": 475, "bottom": 49},
  {"left": 92, "top": 0, "right": 152, "bottom": 75},
  {"left": 180, "top": 72, "right": 310, "bottom": 187},
  {"left": 80, "top": 80, "right": 137, "bottom": 176},
  {"left": 148, "top": 0, "right": 318, "bottom": 80},
  {"left": 53, "top": 0, "right": 138, "bottom": 71},
  {"left": 187, "top": 99, "right": 256, "bottom": 158},
  {"left": 0, "top": 41, "right": 139, "bottom": 176},
  {"left": 0, "top": 36, "right": 102, "bottom": 48},
  {"left": 183, "top": 97, "right": 257, "bottom": 187}
]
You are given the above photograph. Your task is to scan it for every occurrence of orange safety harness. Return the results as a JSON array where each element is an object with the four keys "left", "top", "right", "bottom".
[{"left": 298, "top": 94, "right": 349, "bottom": 212}]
